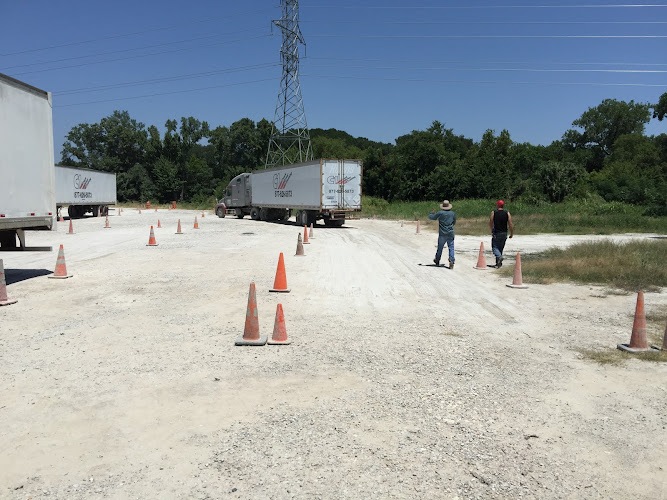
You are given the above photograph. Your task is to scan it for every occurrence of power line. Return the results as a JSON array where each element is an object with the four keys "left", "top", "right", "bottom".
[
  {"left": 55, "top": 77, "right": 277, "bottom": 108},
  {"left": 306, "top": 63, "right": 667, "bottom": 74},
  {"left": 53, "top": 63, "right": 279, "bottom": 96},
  {"left": 309, "top": 34, "right": 667, "bottom": 39},
  {"left": 0, "top": 7, "right": 275, "bottom": 57},
  {"left": 301, "top": 73, "right": 667, "bottom": 88},
  {"left": 308, "top": 4, "right": 667, "bottom": 9},
  {"left": 10, "top": 34, "right": 273, "bottom": 77},
  {"left": 2, "top": 28, "right": 267, "bottom": 71},
  {"left": 301, "top": 20, "right": 667, "bottom": 25},
  {"left": 307, "top": 56, "right": 667, "bottom": 67}
]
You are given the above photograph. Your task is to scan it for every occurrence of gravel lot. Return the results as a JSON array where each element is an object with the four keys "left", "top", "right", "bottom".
[{"left": 1, "top": 209, "right": 666, "bottom": 499}]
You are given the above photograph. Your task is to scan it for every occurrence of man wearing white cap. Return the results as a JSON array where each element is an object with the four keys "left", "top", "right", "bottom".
[{"left": 429, "top": 200, "right": 456, "bottom": 269}]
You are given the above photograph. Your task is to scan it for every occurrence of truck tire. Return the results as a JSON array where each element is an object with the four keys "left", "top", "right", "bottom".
[
  {"left": 216, "top": 207, "right": 226, "bottom": 218},
  {"left": 260, "top": 208, "right": 268, "bottom": 221},
  {"left": 250, "top": 207, "right": 260, "bottom": 220},
  {"left": 68, "top": 205, "right": 81, "bottom": 219},
  {"left": 236, "top": 212, "right": 245, "bottom": 219},
  {"left": 100, "top": 205, "right": 108, "bottom": 216}
]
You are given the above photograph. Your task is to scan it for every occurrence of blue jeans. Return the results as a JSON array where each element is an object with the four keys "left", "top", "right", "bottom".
[
  {"left": 435, "top": 234, "right": 455, "bottom": 263},
  {"left": 492, "top": 232, "right": 508, "bottom": 258}
]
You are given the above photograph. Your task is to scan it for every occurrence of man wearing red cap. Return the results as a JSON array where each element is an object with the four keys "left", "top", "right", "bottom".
[{"left": 489, "top": 200, "right": 514, "bottom": 267}]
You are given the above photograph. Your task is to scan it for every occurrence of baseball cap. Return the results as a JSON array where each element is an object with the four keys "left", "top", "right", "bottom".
[{"left": 495, "top": 200, "right": 504, "bottom": 207}]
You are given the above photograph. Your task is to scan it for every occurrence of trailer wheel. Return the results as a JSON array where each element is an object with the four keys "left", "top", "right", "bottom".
[
  {"left": 250, "top": 207, "right": 261, "bottom": 220},
  {"left": 216, "top": 207, "right": 226, "bottom": 218},
  {"left": 236, "top": 212, "right": 245, "bottom": 219},
  {"left": 68, "top": 205, "right": 81, "bottom": 219}
]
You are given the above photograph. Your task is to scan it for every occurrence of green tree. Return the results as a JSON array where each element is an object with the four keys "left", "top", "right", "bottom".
[
  {"left": 61, "top": 110, "right": 148, "bottom": 173},
  {"left": 653, "top": 92, "right": 667, "bottom": 121},
  {"left": 184, "top": 157, "right": 213, "bottom": 200},
  {"left": 116, "top": 164, "right": 155, "bottom": 202},
  {"left": 533, "top": 161, "right": 587, "bottom": 202},
  {"left": 152, "top": 157, "right": 180, "bottom": 202},
  {"left": 565, "top": 99, "right": 651, "bottom": 171}
]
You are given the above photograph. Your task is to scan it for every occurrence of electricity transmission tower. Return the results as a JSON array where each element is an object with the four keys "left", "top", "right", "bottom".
[{"left": 265, "top": 0, "right": 313, "bottom": 168}]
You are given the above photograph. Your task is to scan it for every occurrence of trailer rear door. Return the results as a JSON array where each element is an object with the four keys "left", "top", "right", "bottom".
[{"left": 321, "top": 159, "right": 362, "bottom": 210}]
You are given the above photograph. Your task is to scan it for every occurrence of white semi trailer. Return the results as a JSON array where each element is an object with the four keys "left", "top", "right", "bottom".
[
  {"left": 55, "top": 165, "right": 117, "bottom": 218},
  {"left": 221, "top": 159, "right": 362, "bottom": 227},
  {"left": 0, "top": 73, "right": 56, "bottom": 251}
]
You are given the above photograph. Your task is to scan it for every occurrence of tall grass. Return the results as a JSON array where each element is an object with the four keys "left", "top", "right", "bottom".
[
  {"left": 505, "top": 239, "right": 667, "bottom": 292},
  {"left": 361, "top": 196, "right": 667, "bottom": 235}
]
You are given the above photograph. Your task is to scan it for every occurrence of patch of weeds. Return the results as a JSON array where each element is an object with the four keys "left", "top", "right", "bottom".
[
  {"left": 577, "top": 348, "right": 627, "bottom": 366},
  {"left": 503, "top": 240, "right": 667, "bottom": 292},
  {"left": 441, "top": 331, "right": 463, "bottom": 337},
  {"left": 578, "top": 347, "right": 667, "bottom": 365},
  {"left": 639, "top": 351, "right": 667, "bottom": 363}
]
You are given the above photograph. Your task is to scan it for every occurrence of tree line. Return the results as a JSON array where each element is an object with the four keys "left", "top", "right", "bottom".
[{"left": 60, "top": 92, "right": 667, "bottom": 214}]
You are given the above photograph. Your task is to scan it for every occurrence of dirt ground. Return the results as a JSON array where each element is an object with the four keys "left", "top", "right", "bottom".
[{"left": 1, "top": 209, "right": 666, "bottom": 500}]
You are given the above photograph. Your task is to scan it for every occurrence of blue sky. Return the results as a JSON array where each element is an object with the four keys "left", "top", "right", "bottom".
[{"left": 2, "top": 0, "right": 666, "bottom": 159}]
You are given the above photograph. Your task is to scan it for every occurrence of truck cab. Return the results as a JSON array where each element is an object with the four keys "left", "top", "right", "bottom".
[{"left": 222, "top": 174, "right": 251, "bottom": 218}]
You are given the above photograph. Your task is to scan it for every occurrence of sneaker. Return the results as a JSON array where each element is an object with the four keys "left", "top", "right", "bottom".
[
  {"left": 449, "top": 259, "right": 454, "bottom": 270},
  {"left": 497, "top": 256, "right": 503, "bottom": 268},
  {"left": 433, "top": 258, "right": 440, "bottom": 266}
]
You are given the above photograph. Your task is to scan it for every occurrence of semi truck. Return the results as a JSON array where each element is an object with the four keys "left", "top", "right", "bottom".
[
  {"left": 55, "top": 165, "right": 117, "bottom": 218},
  {"left": 220, "top": 159, "right": 362, "bottom": 227},
  {"left": 0, "top": 73, "right": 56, "bottom": 251}
]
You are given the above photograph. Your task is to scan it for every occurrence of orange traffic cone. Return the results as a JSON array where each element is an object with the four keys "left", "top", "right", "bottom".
[
  {"left": 146, "top": 201, "right": 151, "bottom": 209},
  {"left": 303, "top": 225, "right": 310, "bottom": 244},
  {"left": 268, "top": 304, "right": 291, "bottom": 345},
  {"left": 0, "top": 259, "right": 17, "bottom": 306},
  {"left": 67, "top": 219, "right": 74, "bottom": 234},
  {"left": 235, "top": 282, "right": 267, "bottom": 346},
  {"left": 295, "top": 233, "right": 305, "bottom": 256},
  {"left": 474, "top": 242, "right": 488, "bottom": 270},
  {"left": 175, "top": 219, "right": 183, "bottom": 234},
  {"left": 146, "top": 226, "right": 158, "bottom": 246},
  {"left": 48, "top": 244, "right": 73, "bottom": 279},
  {"left": 506, "top": 253, "right": 528, "bottom": 289},
  {"left": 270, "top": 253, "right": 290, "bottom": 293},
  {"left": 618, "top": 292, "right": 660, "bottom": 353},
  {"left": 157, "top": 219, "right": 162, "bottom": 228},
  {"left": 59, "top": 215, "right": 64, "bottom": 223},
  {"left": 193, "top": 217, "right": 199, "bottom": 229},
  {"left": 104, "top": 216, "right": 111, "bottom": 228},
  {"left": 138, "top": 208, "right": 142, "bottom": 214},
  {"left": 416, "top": 220, "right": 421, "bottom": 234},
  {"left": 201, "top": 212, "right": 205, "bottom": 218},
  {"left": 309, "top": 223, "right": 314, "bottom": 239}
]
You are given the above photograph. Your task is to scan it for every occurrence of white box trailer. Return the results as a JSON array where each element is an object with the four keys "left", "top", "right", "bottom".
[
  {"left": 221, "top": 159, "right": 362, "bottom": 227},
  {"left": 55, "top": 165, "right": 117, "bottom": 218},
  {"left": 0, "top": 73, "right": 56, "bottom": 251}
]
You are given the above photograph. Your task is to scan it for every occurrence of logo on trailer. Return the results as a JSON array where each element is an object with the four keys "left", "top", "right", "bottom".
[
  {"left": 273, "top": 172, "right": 292, "bottom": 189},
  {"left": 327, "top": 175, "right": 356, "bottom": 185},
  {"left": 73, "top": 174, "right": 93, "bottom": 198},
  {"left": 74, "top": 174, "right": 92, "bottom": 190},
  {"left": 273, "top": 172, "right": 293, "bottom": 198}
]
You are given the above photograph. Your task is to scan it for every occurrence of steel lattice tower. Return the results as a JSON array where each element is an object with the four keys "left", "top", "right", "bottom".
[{"left": 265, "top": 0, "right": 313, "bottom": 168}]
